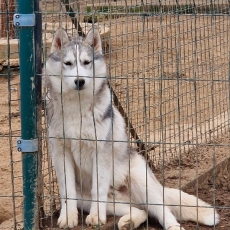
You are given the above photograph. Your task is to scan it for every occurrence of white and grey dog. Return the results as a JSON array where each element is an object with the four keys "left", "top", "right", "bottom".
[{"left": 43, "top": 28, "right": 220, "bottom": 230}]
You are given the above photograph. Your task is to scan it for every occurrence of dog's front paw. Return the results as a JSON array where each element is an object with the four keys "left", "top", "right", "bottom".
[
  {"left": 85, "top": 213, "right": 106, "bottom": 226},
  {"left": 58, "top": 208, "right": 78, "bottom": 228},
  {"left": 167, "top": 226, "right": 185, "bottom": 230}
]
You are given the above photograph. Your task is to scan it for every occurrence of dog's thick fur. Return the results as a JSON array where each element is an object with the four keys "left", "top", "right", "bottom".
[{"left": 43, "top": 28, "right": 220, "bottom": 230}]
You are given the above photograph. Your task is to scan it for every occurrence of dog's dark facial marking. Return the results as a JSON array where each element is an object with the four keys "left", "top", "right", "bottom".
[
  {"left": 49, "top": 53, "right": 61, "bottom": 62},
  {"left": 103, "top": 103, "right": 113, "bottom": 121},
  {"left": 96, "top": 80, "right": 107, "bottom": 99},
  {"left": 93, "top": 53, "right": 104, "bottom": 61}
]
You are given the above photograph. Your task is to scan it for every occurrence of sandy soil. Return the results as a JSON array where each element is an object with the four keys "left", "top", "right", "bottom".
[
  {"left": 106, "top": 15, "right": 230, "bottom": 164},
  {"left": 0, "top": 71, "right": 23, "bottom": 227}
]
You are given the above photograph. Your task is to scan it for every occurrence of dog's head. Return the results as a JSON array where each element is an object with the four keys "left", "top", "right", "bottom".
[{"left": 44, "top": 28, "right": 106, "bottom": 94}]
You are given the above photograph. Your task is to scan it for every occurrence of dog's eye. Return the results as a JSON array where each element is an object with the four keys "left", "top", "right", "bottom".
[
  {"left": 83, "top": 60, "right": 91, "bottom": 65},
  {"left": 64, "top": 61, "right": 72, "bottom": 66}
]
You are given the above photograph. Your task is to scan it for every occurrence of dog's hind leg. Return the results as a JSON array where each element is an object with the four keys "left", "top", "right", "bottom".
[
  {"left": 129, "top": 155, "right": 184, "bottom": 230},
  {"left": 117, "top": 207, "right": 147, "bottom": 230},
  {"left": 106, "top": 202, "right": 147, "bottom": 230}
]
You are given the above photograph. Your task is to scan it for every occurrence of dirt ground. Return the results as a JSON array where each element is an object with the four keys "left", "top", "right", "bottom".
[
  {"left": 0, "top": 71, "right": 22, "bottom": 225},
  {"left": 0, "top": 6, "right": 230, "bottom": 230}
]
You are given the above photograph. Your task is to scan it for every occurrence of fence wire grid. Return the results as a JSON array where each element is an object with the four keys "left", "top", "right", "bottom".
[{"left": 0, "top": 0, "right": 230, "bottom": 229}]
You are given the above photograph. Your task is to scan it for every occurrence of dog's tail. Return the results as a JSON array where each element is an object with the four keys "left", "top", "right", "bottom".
[{"left": 164, "top": 187, "right": 220, "bottom": 226}]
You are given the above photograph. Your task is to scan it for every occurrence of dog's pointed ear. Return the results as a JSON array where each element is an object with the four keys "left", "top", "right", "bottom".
[
  {"left": 85, "top": 29, "right": 102, "bottom": 54},
  {"left": 50, "top": 28, "right": 69, "bottom": 53}
]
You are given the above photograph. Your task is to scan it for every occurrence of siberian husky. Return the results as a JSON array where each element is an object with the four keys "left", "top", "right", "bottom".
[{"left": 43, "top": 28, "right": 220, "bottom": 230}]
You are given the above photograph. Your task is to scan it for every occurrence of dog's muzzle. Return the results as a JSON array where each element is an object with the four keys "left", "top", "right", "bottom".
[{"left": 74, "top": 78, "right": 85, "bottom": 90}]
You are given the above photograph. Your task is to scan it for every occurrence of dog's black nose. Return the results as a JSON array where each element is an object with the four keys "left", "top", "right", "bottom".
[{"left": 74, "top": 79, "right": 85, "bottom": 90}]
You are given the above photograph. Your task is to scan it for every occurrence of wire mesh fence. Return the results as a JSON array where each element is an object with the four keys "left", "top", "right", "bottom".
[{"left": 0, "top": 0, "right": 230, "bottom": 229}]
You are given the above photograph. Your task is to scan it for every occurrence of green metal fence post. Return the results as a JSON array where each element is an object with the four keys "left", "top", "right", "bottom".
[{"left": 15, "top": 0, "right": 39, "bottom": 229}]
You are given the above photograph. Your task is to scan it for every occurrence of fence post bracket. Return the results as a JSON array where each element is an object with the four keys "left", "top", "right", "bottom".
[
  {"left": 13, "top": 13, "right": 35, "bottom": 27},
  {"left": 17, "top": 138, "right": 38, "bottom": 152}
]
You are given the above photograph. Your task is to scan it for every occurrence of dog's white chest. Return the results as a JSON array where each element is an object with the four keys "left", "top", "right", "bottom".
[
  {"left": 64, "top": 107, "right": 96, "bottom": 140},
  {"left": 48, "top": 95, "right": 111, "bottom": 185}
]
